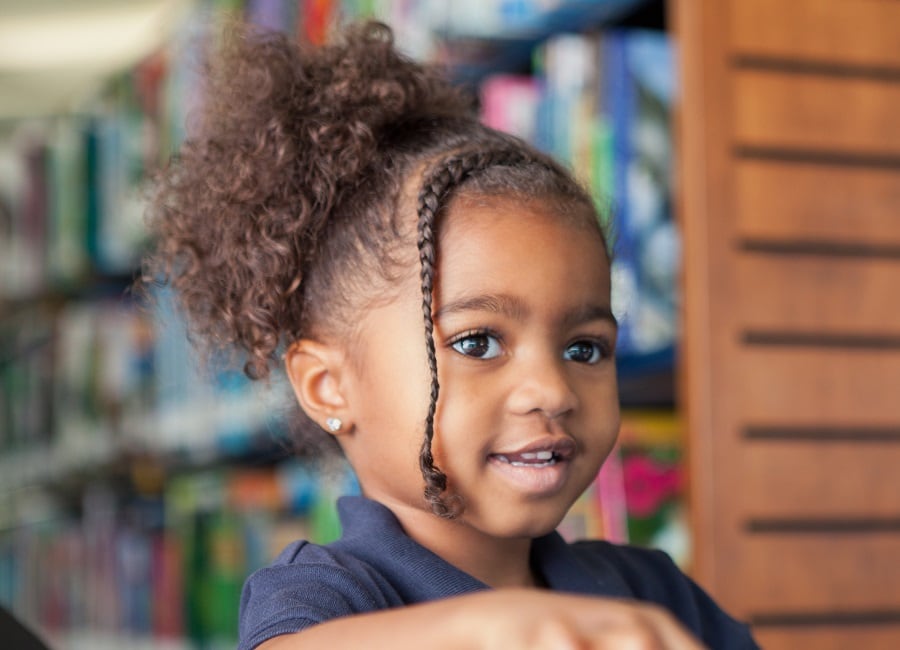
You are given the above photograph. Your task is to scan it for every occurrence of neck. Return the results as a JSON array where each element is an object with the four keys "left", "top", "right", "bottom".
[{"left": 385, "top": 500, "right": 540, "bottom": 589}]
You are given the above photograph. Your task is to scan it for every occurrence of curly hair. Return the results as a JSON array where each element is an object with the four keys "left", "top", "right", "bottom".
[{"left": 143, "top": 20, "right": 605, "bottom": 516}]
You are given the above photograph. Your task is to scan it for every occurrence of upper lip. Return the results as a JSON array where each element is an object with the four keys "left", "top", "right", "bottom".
[{"left": 490, "top": 436, "right": 577, "bottom": 460}]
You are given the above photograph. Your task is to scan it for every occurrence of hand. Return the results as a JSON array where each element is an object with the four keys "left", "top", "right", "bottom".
[
  {"left": 456, "top": 589, "right": 706, "bottom": 650},
  {"left": 258, "top": 588, "right": 706, "bottom": 650}
]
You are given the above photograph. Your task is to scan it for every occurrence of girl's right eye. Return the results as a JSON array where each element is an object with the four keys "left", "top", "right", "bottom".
[{"left": 450, "top": 333, "right": 502, "bottom": 359}]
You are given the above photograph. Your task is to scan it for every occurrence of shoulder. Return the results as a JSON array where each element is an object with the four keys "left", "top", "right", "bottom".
[
  {"left": 569, "top": 541, "right": 760, "bottom": 649},
  {"left": 238, "top": 540, "right": 401, "bottom": 650}
]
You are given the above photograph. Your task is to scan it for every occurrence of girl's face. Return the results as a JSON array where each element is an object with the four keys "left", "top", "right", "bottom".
[{"left": 340, "top": 195, "right": 619, "bottom": 541}]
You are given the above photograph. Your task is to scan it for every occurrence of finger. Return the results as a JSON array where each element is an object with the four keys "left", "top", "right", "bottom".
[
  {"left": 561, "top": 598, "right": 705, "bottom": 650},
  {"left": 531, "top": 618, "right": 587, "bottom": 650},
  {"left": 636, "top": 605, "right": 708, "bottom": 650}
]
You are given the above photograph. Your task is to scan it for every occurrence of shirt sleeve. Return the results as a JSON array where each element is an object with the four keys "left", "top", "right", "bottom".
[
  {"left": 237, "top": 541, "right": 393, "bottom": 650},
  {"left": 572, "top": 541, "right": 761, "bottom": 650}
]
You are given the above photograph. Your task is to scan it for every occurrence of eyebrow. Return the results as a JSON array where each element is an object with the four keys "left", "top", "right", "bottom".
[
  {"left": 434, "top": 293, "right": 618, "bottom": 329},
  {"left": 435, "top": 293, "right": 529, "bottom": 321},
  {"left": 562, "top": 304, "right": 618, "bottom": 330}
]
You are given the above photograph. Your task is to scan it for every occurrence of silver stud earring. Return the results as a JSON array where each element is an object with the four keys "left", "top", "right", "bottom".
[{"left": 326, "top": 417, "right": 343, "bottom": 433}]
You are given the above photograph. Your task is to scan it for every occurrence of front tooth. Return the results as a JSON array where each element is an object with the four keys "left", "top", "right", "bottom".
[{"left": 519, "top": 451, "right": 554, "bottom": 461}]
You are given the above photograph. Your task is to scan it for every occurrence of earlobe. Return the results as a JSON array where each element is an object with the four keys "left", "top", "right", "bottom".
[{"left": 284, "top": 340, "right": 352, "bottom": 435}]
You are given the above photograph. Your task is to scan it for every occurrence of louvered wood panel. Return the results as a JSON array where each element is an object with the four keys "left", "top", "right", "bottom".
[
  {"left": 722, "top": 534, "right": 900, "bottom": 612},
  {"left": 734, "top": 255, "right": 900, "bottom": 334},
  {"left": 735, "top": 347, "right": 900, "bottom": 423},
  {"left": 734, "top": 71, "right": 900, "bottom": 154},
  {"left": 735, "top": 160, "right": 900, "bottom": 245},
  {"left": 754, "top": 626, "right": 900, "bottom": 650},
  {"left": 675, "top": 2, "right": 900, "bottom": 648},
  {"left": 730, "top": 0, "right": 900, "bottom": 68},
  {"left": 738, "top": 441, "right": 900, "bottom": 518}
]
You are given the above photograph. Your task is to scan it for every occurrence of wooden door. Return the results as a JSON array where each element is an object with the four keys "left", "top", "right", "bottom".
[{"left": 673, "top": 1, "right": 900, "bottom": 647}]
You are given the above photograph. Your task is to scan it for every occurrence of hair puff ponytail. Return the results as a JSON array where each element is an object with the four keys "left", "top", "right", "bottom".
[{"left": 142, "top": 20, "right": 473, "bottom": 380}]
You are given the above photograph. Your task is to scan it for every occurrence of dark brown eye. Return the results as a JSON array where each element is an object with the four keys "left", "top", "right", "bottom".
[
  {"left": 451, "top": 333, "right": 501, "bottom": 359},
  {"left": 564, "top": 340, "right": 606, "bottom": 364}
]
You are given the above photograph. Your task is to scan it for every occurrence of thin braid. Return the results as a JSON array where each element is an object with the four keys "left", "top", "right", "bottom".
[{"left": 415, "top": 147, "right": 532, "bottom": 517}]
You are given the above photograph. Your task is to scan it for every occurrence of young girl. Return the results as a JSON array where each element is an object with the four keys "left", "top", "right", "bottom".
[{"left": 145, "top": 20, "right": 759, "bottom": 650}]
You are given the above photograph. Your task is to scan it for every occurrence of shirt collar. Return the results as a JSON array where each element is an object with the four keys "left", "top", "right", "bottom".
[
  {"left": 332, "top": 495, "right": 631, "bottom": 602},
  {"left": 532, "top": 527, "right": 632, "bottom": 597},
  {"left": 332, "top": 496, "right": 488, "bottom": 602}
]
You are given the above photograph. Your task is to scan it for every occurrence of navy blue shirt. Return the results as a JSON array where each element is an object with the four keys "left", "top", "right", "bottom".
[{"left": 239, "top": 496, "right": 758, "bottom": 649}]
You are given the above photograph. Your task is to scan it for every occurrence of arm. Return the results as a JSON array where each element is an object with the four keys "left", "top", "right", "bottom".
[{"left": 256, "top": 589, "right": 706, "bottom": 650}]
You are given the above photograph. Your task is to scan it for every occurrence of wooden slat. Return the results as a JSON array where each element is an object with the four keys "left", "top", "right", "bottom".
[
  {"left": 735, "top": 160, "right": 900, "bottom": 245},
  {"left": 738, "top": 441, "right": 900, "bottom": 519},
  {"left": 734, "top": 254, "right": 900, "bottom": 334},
  {"left": 734, "top": 347, "right": 900, "bottom": 424},
  {"left": 754, "top": 626, "right": 900, "bottom": 650},
  {"left": 728, "top": 534, "right": 900, "bottom": 612},
  {"left": 734, "top": 70, "right": 900, "bottom": 154},
  {"left": 730, "top": 0, "right": 900, "bottom": 69}
]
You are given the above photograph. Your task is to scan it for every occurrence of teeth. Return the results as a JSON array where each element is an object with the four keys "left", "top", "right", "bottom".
[
  {"left": 510, "top": 460, "right": 555, "bottom": 467},
  {"left": 492, "top": 450, "right": 560, "bottom": 467},
  {"left": 519, "top": 451, "right": 554, "bottom": 461}
]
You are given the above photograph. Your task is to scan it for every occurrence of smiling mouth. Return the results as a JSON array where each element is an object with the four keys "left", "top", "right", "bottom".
[
  {"left": 486, "top": 441, "right": 574, "bottom": 495},
  {"left": 488, "top": 437, "right": 577, "bottom": 471}
]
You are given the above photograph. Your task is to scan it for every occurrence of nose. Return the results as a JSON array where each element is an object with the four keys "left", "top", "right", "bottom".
[{"left": 506, "top": 352, "right": 579, "bottom": 419}]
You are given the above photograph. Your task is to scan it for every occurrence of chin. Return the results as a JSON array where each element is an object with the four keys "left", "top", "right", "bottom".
[{"left": 475, "top": 506, "right": 569, "bottom": 540}]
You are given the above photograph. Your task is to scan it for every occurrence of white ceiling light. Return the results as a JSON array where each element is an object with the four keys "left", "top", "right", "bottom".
[{"left": 0, "top": 0, "right": 195, "bottom": 119}]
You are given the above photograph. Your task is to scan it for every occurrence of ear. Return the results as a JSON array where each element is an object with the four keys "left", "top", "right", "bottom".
[{"left": 284, "top": 339, "right": 352, "bottom": 435}]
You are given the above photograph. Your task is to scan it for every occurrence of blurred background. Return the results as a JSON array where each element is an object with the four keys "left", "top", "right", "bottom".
[{"left": 0, "top": 1, "right": 897, "bottom": 649}]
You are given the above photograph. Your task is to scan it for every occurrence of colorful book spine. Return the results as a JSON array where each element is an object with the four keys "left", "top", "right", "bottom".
[
  {"left": 481, "top": 74, "right": 542, "bottom": 143},
  {"left": 0, "top": 461, "right": 356, "bottom": 647}
]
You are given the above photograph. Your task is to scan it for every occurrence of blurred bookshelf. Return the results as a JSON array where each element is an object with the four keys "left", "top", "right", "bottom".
[{"left": 0, "top": 0, "right": 682, "bottom": 647}]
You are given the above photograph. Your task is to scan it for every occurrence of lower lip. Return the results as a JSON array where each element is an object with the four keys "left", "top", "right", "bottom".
[{"left": 487, "top": 456, "right": 570, "bottom": 495}]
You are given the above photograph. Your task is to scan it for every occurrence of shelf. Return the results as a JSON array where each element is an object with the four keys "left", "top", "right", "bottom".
[
  {"left": 0, "top": 391, "right": 288, "bottom": 498},
  {"left": 442, "top": 0, "right": 660, "bottom": 85},
  {"left": 42, "top": 632, "right": 196, "bottom": 650},
  {"left": 0, "top": 271, "right": 138, "bottom": 311}
]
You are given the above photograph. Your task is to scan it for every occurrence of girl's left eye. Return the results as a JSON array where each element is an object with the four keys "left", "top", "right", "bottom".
[
  {"left": 563, "top": 340, "right": 608, "bottom": 364},
  {"left": 451, "top": 333, "right": 502, "bottom": 359}
]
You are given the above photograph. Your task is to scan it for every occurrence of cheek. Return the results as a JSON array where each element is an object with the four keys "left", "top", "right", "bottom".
[
  {"left": 585, "top": 386, "right": 621, "bottom": 447},
  {"left": 431, "top": 367, "right": 503, "bottom": 478},
  {"left": 361, "top": 343, "right": 430, "bottom": 433},
  {"left": 590, "top": 375, "right": 619, "bottom": 412}
]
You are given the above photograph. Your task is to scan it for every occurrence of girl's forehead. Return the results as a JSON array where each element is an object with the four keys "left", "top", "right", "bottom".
[
  {"left": 440, "top": 197, "right": 609, "bottom": 269},
  {"left": 433, "top": 200, "right": 611, "bottom": 318},
  {"left": 445, "top": 192, "right": 602, "bottom": 237}
]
